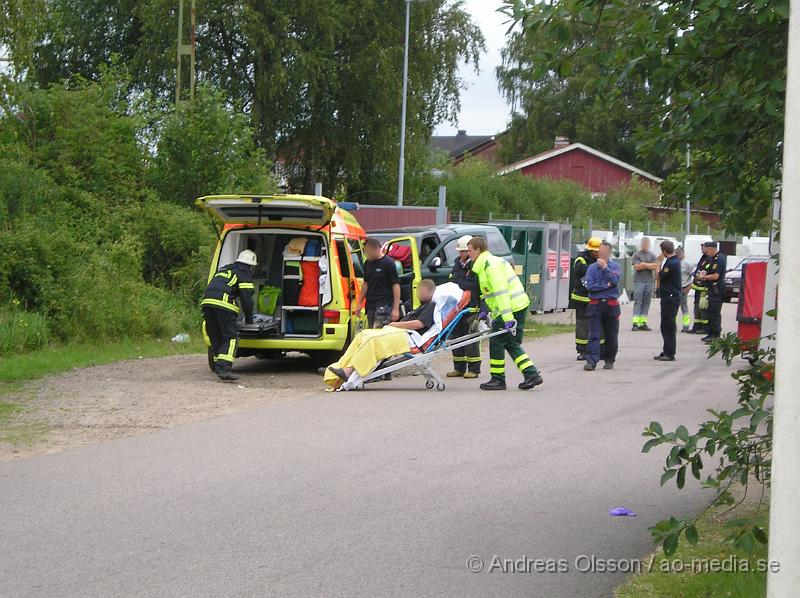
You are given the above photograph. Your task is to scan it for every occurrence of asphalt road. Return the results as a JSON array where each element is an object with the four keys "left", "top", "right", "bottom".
[{"left": 0, "top": 304, "right": 741, "bottom": 598}]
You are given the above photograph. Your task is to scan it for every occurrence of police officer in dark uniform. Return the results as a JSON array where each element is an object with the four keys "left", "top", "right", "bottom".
[
  {"left": 698, "top": 241, "right": 727, "bottom": 342},
  {"left": 569, "top": 237, "right": 601, "bottom": 360},
  {"left": 446, "top": 235, "right": 482, "bottom": 378},
  {"left": 689, "top": 245, "right": 711, "bottom": 334},
  {"left": 201, "top": 249, "right": 257, "bottom": 381},
  {"left": 655, "top": 240, "right": 682, "bottom": 361}
]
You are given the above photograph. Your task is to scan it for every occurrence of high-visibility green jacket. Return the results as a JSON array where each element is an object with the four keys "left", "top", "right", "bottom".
[{"left": 471, "top": 251, "right": 530, "bottom": 322}]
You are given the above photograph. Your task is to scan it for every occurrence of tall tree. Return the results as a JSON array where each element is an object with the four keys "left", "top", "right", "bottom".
[
  {"left": 19, "top": 0, "right": 484, "bottom": 198},
  {"left": 501, "top": 0, "right": 788, "bottom": 233},
  {"left": 496, "top": 10, "right": 662, "bottom": 174}
]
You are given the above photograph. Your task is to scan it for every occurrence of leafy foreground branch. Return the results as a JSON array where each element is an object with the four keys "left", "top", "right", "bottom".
[{"left": 642, "top": 334, "right": 774, "bottom": 555}]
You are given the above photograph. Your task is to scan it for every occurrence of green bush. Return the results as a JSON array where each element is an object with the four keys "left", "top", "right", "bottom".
[
  {"left": 0, "top": 302, "right": 50, "bottom": 354},
  {"left": 5, "top": 72, "right": 148, "bottom": 201},
  {"left": 147, "top": 84, "right": 277, "bottom": 206},
  {"left": 0, "top": 74, "right": 266, "bottom": 355},
  {"left": 430, "top": 158, "right": 592, "bottom": 221},
  {"left": 0, "top": 214, "right": 201, "bottom": 347},
  {"left": 124, "top": 198, "right": 214, "bottom": 288},
  {"left": 408, "top": 157, "right": 664, "bottom": 228}
]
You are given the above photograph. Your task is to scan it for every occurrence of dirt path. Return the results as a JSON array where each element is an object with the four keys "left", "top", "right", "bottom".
[{"left": 0, "top": 354, "right": 323, "bottom": 461}]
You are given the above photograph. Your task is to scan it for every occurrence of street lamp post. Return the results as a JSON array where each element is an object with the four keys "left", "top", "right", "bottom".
[
  {"left": 397, "top": 0, "right": 412, "bottom": 207},
  {"left": 685, "top": 145, "right": 691, "bottom": 237}
]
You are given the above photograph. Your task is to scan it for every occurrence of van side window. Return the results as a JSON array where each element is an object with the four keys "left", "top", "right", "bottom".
[
  {"left": 348, "top": 239, "right": 365, "bottom": 278},
  {"left": 336, "top": 240, "right": 351, "bottom": 277}
]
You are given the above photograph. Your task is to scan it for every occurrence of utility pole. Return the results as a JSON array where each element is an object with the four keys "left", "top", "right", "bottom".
[
  {"left": 436, "top": 186, "right": 447, "bottom": 224},
  {"left": 767, "top": 0, "right": 800, "bottom": 594},
  {"left": 685, "top": 145, "right": 691, "bottom": 239},
  {"left": 397, "top": 0, "right": 412, "bottom": 206},
  {"left": 176, "top": 0, "right": 196, "bottom": 104}
]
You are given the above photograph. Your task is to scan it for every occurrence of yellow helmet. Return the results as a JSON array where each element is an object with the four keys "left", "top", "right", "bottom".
[{"left": 585, "top": 237, "right": 602, "bottom": 252}]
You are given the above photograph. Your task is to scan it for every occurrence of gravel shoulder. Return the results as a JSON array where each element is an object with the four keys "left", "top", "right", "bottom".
[{"left": 0, "top": 353, "right": 322, "bottom": 461}]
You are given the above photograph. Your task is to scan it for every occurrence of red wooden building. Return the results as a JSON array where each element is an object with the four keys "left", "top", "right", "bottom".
[{"left": 498, "top": 137, "right": 662, "bottom": 194}]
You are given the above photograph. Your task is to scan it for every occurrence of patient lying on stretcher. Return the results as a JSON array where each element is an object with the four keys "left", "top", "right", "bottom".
[{"left": 323, "top": 280, "right": 439, "bottom": 390}]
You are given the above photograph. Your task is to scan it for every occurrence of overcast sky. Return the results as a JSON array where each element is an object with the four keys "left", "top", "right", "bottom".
[{"left": 433, "top": 0, "right": 512, "bottom": 136}]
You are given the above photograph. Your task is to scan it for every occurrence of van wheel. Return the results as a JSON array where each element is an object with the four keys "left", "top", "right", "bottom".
[{"left": 207, "top": 349, "right": 216, "bottom": 372}]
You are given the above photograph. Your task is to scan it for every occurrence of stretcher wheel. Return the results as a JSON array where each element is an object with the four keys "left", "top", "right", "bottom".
[
  {"left": 436, "top": 383, "right": 445, "bottom": 392},
  {"left": 425, "top": 380, "right": 435, "bottom": 389}
]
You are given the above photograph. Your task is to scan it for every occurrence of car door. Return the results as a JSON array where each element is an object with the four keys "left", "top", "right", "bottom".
[
  {"left": 344, "top": 238, "right": 368, "bottom": 338},
  {"left": 382, "top": 235, "right": 422, "bottom": 309}
]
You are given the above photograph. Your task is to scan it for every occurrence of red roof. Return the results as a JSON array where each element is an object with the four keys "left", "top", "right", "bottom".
[{"left": 499, "top": 143, "right": 662, "bottom": 185}]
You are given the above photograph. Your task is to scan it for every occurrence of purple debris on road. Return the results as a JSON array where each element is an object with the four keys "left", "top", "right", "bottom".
[{"left": 608, "top": 507, "right": 637, "bottom": 517}]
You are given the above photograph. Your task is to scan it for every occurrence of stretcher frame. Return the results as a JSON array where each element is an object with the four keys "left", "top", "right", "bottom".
[{"left": 339, "top": 307, "right": 509, "bottom": 392}]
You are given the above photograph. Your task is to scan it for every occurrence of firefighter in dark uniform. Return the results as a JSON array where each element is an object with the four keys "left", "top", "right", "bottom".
[
  {"left": 201, "top": 249, "right": 257, "bottom": 381},
  {"left": 446, "top": 235, "right": 482, "bottom": 379},
  {"left": 654, "top": 240, "right": 682, "bottom": 361},
  {"left": 689, "top": 245, "right": 711, "bottom": 334},
  {"left": 569, "top": 237, "right": 601, "bottom": 361},
  {"left": 697, "top": 241, "right": 727, "bottom": 342}
]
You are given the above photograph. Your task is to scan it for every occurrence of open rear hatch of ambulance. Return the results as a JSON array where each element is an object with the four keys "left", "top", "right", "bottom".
[{"left": 196, "top": 195, "right": 335, "bottom": 227}]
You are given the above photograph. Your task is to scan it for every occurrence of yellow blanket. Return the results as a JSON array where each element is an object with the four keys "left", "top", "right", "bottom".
[{"left": 323, "top": 327, "right": 411, "bottom": 389}]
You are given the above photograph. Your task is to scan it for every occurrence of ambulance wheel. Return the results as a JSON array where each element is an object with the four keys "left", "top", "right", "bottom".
[
  {"left": 425, "top": 380, "right": 435, "bottom": 389},
  {"left": 207, "top": 349, "right": 216, "bottom": 372},
  {"left": 436, "top": 383, "right": 446, "bottom": 392}
]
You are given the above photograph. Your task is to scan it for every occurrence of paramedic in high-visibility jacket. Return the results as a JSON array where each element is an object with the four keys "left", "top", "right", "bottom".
[
  {"left": 201, "top": 249, "right": 257, "bottom": 381},
  {"left": 467, "top": 236, "right": 543, "bottom": 391}
]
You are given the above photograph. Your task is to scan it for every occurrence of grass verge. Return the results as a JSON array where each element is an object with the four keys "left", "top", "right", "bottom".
[
  {"left": 0, "top": 337, "right": 204, "bottom": 395},
  {"left": 525, "top": 321, "right": 575, "bottom": 338},
  {"left": 615, "top": 502, "right": 769, "bottom": 598}
]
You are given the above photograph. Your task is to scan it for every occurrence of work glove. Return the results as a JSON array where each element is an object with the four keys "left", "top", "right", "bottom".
[
  {"left": 245, "top": 316, "right": 254, "bottom": 325},
  {"left": 699, "top": 294, "right": 709, "bottom": 310},
  {"left": 504, "top": 319, "right": 518, "bottom": 335},
  {"left": 478, "top": 310, "right": 489, "bottom": 322}
]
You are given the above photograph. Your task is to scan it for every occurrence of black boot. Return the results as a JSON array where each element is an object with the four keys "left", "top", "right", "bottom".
[
  {"left": 479, "top": 376, "right": 507, "bottom": 391},
  {"left": 216, "top": 369, "right": 239, "bottom": 381},
  {"left": 518, "top": 373, "right": 543, "bottom": 390}
]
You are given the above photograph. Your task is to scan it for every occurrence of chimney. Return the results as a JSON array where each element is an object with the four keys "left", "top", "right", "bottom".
[{"left": 554, "top": 136, "right": 570, "bottom": 149}]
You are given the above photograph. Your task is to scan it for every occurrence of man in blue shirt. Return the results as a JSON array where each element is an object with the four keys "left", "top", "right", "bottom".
[
  {"left": 583, "top": 242, "right": 621, "bottom": 371},
  {"left": 655, "top": 240, "right": 682, "bottom": 361}
]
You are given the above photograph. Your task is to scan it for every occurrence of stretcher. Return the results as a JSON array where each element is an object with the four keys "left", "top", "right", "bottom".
[{"left": 338, "top": 286, "right": 510, "bottom": 392}]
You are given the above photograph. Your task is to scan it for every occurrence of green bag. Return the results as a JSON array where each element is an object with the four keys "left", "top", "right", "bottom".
[{"left": 258, "top": 286, "right": 281, "bottom": 314}]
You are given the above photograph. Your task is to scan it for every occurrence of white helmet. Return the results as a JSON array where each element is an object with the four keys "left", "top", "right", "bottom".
[
  {"left": 455, "top": 235, "right": 473, "bottom": 252},
  {"left": 236, "top": 249, "right": 258, "bottom": 266}
]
